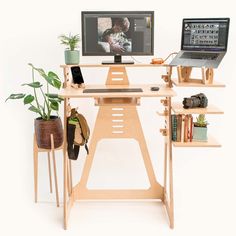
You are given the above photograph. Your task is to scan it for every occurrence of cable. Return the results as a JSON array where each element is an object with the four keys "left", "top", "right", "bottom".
[
  {"left": 130, "top": 52, "right": 179, "bottom": 64},
  {"left": 163, "top": 52, "right": 178, "bottom": 63},
  {"left": 150, "top": 52, "right": 179, "bottom": 64},
  {"left": 130, "top": 56, "right": 143, "bottom": 64}
]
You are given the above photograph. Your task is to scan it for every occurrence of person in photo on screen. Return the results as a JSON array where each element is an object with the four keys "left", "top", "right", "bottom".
[{"left": 101, "top": 17, "right": 131, "bottom": 53}]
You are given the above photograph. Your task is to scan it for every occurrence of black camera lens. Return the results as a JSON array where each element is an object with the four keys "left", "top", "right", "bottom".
[{"left": 183, "top": 93, "right": 208, "bottom": 109}]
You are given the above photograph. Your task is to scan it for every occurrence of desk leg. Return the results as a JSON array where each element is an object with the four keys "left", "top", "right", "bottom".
[
  {"left": 164, "top": 142, "right": 167, "bottom": 191},
  {"left": 63, "top": 98, "right": 68, "bottom": 229},
  {"left": 163, "top": 97, "right": 174, "bottom": 229}
]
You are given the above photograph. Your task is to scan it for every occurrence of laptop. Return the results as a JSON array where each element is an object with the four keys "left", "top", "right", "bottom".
[{"left": 170, "top": 18, "right": 230, "bottom": 68}]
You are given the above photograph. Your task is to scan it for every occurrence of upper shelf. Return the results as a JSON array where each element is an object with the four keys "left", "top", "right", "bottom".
[
  {"left": 60, "top": 63, "right": 170, "bottom": 68},
  {"left": 171, "top": 102, "right": 224, "bottom": 114},
  {"left": 171, "top": 78, "right": 225, "bottom": 87}
]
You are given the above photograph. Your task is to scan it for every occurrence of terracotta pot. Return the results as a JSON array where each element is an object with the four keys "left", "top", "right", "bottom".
[{"left": 35, "top": 116, "right": 63, "bottom": 149}]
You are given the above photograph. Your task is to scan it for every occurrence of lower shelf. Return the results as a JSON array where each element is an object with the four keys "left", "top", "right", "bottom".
[
  {"left": 171, "top": 78, "right": 225, "bottom": 87},
  {"left": 172, "top": 136, "right": 221, "bottom": 148}
]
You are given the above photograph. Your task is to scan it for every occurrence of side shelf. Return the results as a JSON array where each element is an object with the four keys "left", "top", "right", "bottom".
[
  {"left": 171, "top": 78, "right": 225, "bottom": 87},
  {"left": 173, "top": 136, "right": 221, "bottom": 148},
  {"left": 170, "top": 103, "right": 223, "bottom": 148},
  {"left": 170, "top": 66, "right": 225, "bottom": 87},
  {"left": 171, "top": 103, "right": 224, "bottom": 115}
]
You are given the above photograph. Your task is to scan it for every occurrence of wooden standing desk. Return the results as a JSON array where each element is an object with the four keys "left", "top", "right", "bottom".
[{"left": 59, "top": 64, "right": 176, "bottom": 229}]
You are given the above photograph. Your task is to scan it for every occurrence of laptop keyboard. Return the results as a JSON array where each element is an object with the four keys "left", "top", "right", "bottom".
[
  {"left": 181, "top": 52, "right": 219, "bottom": 60},
  {"left": 83, "top": 88, "right": 143, "bottom": 93}
]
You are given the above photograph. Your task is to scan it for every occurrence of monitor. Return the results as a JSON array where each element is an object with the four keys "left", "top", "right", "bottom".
[
  {"left": 181, "top": 18, "right": 230, "bottom": 52},
  {"left": 81, "top": 11, "right": 154, "bottom": 63}
]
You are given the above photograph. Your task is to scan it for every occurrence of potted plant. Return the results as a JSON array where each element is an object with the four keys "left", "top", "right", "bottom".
[
  {"left": 192, "top": 114, "right": 208, "bottom": 141},
  {"left": 6, "top": 63, "right": 63, "bottom": 149},
  {"left": 58, "top": 33, "right": 80, "bottom": 65}
]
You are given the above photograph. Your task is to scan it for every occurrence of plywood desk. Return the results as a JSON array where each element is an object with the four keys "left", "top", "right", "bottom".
[{"left": 59, "top": 64, "right": 176, "bottom": 229}]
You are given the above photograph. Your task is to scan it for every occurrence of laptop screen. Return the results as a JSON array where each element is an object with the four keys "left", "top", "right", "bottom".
[{"left": 181, "top": 18, "right": 230, "bottom": 52}]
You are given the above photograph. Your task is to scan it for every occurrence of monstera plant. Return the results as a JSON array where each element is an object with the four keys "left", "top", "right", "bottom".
[{"left": 6, "top": 63, "right": 64, "bottom": 149}]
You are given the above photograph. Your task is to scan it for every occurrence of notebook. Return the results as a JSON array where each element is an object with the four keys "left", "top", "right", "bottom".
[{"left": 170, "top": 18, "right": 230, "bottom": 68}]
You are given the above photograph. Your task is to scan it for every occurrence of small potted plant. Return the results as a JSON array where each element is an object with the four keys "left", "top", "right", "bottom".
[
  {"left": 192, "top": 114, "right": 208, "bottom": 141},
  {"left": 58, "top": 33, "right": 80, "bottom": 65},
  {"left": 6, "top": 63, "right": 63, "bottom": 149}
]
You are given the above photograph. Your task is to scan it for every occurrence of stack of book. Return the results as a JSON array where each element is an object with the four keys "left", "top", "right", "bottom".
[{"left": 171, "top": 114, "right": 193, "bottom": 142}]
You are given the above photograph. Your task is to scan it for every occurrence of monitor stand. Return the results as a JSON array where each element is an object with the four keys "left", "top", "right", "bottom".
[{"left": 102, "top": 54, "right": 134, "bottom": 65}]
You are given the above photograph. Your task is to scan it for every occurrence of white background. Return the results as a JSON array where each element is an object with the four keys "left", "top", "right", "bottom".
[{"left": 0, "top": 0, "right": 236, "bottom": 235}]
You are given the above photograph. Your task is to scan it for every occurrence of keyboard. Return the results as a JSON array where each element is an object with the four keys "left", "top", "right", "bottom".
[
  {"left": 181, "top": 52, "right": 219, "bottom": 60},
  {"left": 83, "top": 88, "right": 143, "bottom": 93}
]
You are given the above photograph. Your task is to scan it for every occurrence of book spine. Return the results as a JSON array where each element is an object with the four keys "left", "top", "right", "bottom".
[
  {"left": 184, "top": 115, "right": 189, "bottom": 142},
  {"left": 171, "top": 115, "right": 177, "bottom": 141},
  {"left": 189, "top": 114, "right": 193, "bottom": 142},
  {"left": 176, "top": 114, "right": 182, "bottom": 142}
]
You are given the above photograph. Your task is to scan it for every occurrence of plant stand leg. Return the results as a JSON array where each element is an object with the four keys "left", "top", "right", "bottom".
[
  {"left": 51, "top": 134, "right": 60, "bottom": 207},
  {"left": 47, "top": 152, "right": 53, "bottom": 193},
  {"left": 33, "top": 134, "right": 38, "bottom": 203}
]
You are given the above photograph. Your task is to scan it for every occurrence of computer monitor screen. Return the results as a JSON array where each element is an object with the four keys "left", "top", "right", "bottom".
[
  {"left": 81, "top": 11, "right": 154, "bottom": 56},
  {"left": 181, "top": 18, "right": 230, "bottom": 51}
]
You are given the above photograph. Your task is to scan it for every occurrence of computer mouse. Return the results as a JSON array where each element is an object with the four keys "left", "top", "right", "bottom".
[{"left": 150, "top": 86, "right": 160, "bottom": 91}]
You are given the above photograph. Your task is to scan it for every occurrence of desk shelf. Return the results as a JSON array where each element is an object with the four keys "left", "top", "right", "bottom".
[
  {"left": 173, "top": 136, "right": 221, "bottom": 148},
  {"left": 60, "top": 63, "right": 170, "bottom": 68},
  {"left": 171, "top": 78, "right": 225, "bottom": 87},
  {"left": 59, "top": 84, "right": 176, "bottom": 98},
  {"left": 171, "top": 103, "right": 224, "bottom": 115}
]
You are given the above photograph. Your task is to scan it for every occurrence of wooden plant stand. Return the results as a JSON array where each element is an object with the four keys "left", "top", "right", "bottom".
[{"left": 33, "top": 134, "right": 62, "bottom": 207}]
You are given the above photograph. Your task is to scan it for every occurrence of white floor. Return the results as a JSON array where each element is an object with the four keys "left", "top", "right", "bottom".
[{"left": 1, "top": 128, "right": 235, "bottom": 236}]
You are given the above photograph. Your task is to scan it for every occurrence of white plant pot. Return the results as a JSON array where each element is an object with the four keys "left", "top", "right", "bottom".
[
  {"left": 64, "top": 50, "right": 80, "bottom": 65},
  {"left": 193, "top": 126, "right": 208, "bottom": 141}
]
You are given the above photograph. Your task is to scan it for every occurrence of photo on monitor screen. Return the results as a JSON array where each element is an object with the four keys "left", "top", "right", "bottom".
[{"left": 82, "top": 11, "right": 154, "bottom": 56}]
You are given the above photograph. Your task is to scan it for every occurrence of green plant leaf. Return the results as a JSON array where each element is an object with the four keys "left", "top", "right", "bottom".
[
  {"left": 46, "top": 94, "right": 63, "bottom": 103},
  {"left": 58, "top": 96, "right": 64, "bottom": 101},
  {"left": 48, "top": 71, "right": 60, "bottom": 80},
  {"left": 50, "top": 100, "right": 59, "bottom": 111},
  {"left": 38, "top": 73, "right": 56, "bottom": 88},
  {"left": 24, "top": 95, "right": 34, "bottom": 104},
  {"left": 22, "top": 81, "right": 42, "bottom": 88},
  {"left": 28, "top": 63, "right": 47, "bottom": 77},
  {"left": 48, "top": 98, "right": 63, "bottom": 104},
  {"left": 28, "top": 105, "right": 41, "bottom": 114},
  {"left": 45, "top": 93, "right": 58, "bottom": 98},
  {"left": 58, "top": 33, "right": 80, "bottom": 50},
  {"left": 28, "top": 63, "right": 53, "bottom": 87},
  {"left": 28, "top": 63, "right": 61, "bottom": 89},
  {"left": 52, "top": 79, "right": 61, "bottom": 89},
  {"left": 48, "top": 72, "right": 61, "bottom": 89},
  {"left": 5, "top": 93, "right": 25, "bottom": 102}
]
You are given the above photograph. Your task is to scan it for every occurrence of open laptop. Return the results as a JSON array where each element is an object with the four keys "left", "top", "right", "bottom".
[{"left": 170, "top": 18, "right": 230, "bottom": 68}]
